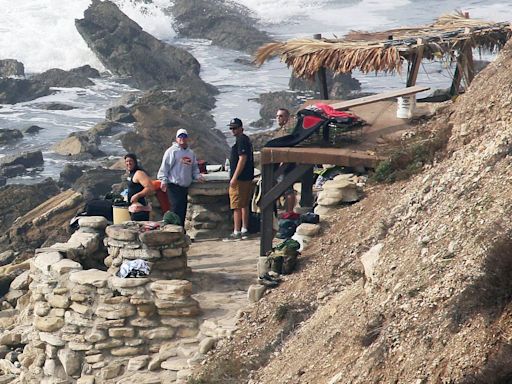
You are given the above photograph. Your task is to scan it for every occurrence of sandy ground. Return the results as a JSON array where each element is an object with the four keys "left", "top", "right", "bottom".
[{"left": 187, "top": 237, "right": 261, "bottom": 330}]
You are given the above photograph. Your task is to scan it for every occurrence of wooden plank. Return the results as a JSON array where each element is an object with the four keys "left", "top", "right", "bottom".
[
  {"left": 328, "top": 85, "right": 430, "bottom": 110},
  {"left": 261, "top": 147, "right": 384, "bottom": 168},
  {"left": 260, "top": 164, "right": 275, "bottom": 256},
  {"left": 260, "top": 165, "right": 312, "bottom": 209}
]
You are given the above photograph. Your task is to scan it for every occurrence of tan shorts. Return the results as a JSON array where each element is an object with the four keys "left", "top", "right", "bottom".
[{"left": 229, "top": 180, "right": 253, "bottom": 209}]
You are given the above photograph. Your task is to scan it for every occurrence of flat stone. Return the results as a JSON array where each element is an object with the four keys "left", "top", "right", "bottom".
[
  {"left": 161, "top": 248, "right": 184, "bottom": 258},
  {"left": 160, "top": 357, "right": 188, "bottom": 371},
  {"left": 39, "top": 332, "right": 65, "bottom": 347},
  {"left": 109, "top": 276, "right": 150, "bottom": 289},
  {"left": 64, "top": 311, "right": 94, "bottom": 328},
  {"left": 247, "top": 284, "right": 266, "bottom": 303},
  {"left": 108, "top": 327, "right": 135, "bottom": 338},
  {"left": 10, "top": 270, "right": 31, "bottom": 290},
  {"left": 125, "top": 338, "right": 144, "bottom": 347},
  {"left": 296, "top": 223, "right": 321, "bottom": 237},
  {"left": 47, "top": 294, "right": 70, "bottom": 309},
  {"left": 85, "top": 354, "right": 103, "bottom": 364},
  {"left": 0, "top": 331, "right": 21, "bottom": 347},
  {"left": 137, "top": 303, "right": 157, "bottom": 317},
  {"left": 78, "top": 216, "right": 108, "bottom": 230},
  {"left": 67, "top": 232, "right": 100, "bottom": 254},
  {"left": 77, "top": 376, "right": 95, "bottom": 384},
  {"left": 154, "top": 298, "right": 199, "bottom": 310},
  {"left": 95, "top": 339, "right": 124, "bottom": 350},
  {"left": 34, "top": 316, "right": 64, "bottom": 332},
  {"left": 130, "top": 318, "right": 159, "bottom": 328},
  {"left": 139, "top": 230, "right": 183, "bottom": 247},
  {"left": 106, "top": 225, "right": 139, "bottom": 241},
  {"left": 118, "top": 248, "right": 161, "bottom": 261},
  {"left": 127, "top": 355, "right": 150, "bottom": 371},
  {"left": 32, "top": 252, "right": 63, "bottom": 274},
  {"left": 68, "top": 341, "right": 93, "bottom": 351},
  {"left": 51, "top": 259, "right": 82, "bottom": 276},
  {"left": 61, "top": 334, "right": 86, "bottom": 343},
  {"left": 69, "top": 269, "right": 110, "bottom": 288},
  {"left": 85, "top": 329, "right": 107, "bottom": 343},
  {"left": 95, "top": 318, "right": 125, "bottom": 329},
  {"left": 99, "top": 363, "right": 122, "bottom": 380},
  {"left": 70, "top": 302, "right": 91, "bottom": 316},
  {"left": 104, "top": 238, "right": 141, "bottom": 249},
  {"left": 96, "top": 302, "right": 136, "bottom": 319},
  {"left": 157, "top": 306, "right": 200, "bottom": 317},
  {"left": 149, "top": 280, "right": 192, "bottom": 299},
  {"left": 139, "top": 328, "right": 175, "bottom": 340},
  {"left": 111, "top": 346, "right": 143, "bottom": 357}
]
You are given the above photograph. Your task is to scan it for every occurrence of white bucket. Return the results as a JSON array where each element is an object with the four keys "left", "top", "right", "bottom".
[
  {"left": 113, "top": 206, "right": 131, "bottom": 224},
  {"left": 396, "top": 95, "right": 416, "bottom": 119}
]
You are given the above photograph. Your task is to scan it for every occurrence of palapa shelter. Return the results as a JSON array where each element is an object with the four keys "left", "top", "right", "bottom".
[{"left": 255, "top": 12, "right": 512, "bottom": 92}]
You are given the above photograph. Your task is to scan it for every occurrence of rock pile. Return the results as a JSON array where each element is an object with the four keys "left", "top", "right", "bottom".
[
  {"left": 0, "top": 217, "right": 213, "bottom": 383},
  {"left": 104, "top": 223, "right": 191, "bottom": 279},
  {"left": 314, "top": 174, "right": 360, "bottom": 217},
  {"left": 186, "top": 179, "right": 231, "bottom": 240}
]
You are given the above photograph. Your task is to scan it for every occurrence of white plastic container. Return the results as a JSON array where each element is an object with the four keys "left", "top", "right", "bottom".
[{"left": 396, "top": 95, "right": 416, "bottom": 119}]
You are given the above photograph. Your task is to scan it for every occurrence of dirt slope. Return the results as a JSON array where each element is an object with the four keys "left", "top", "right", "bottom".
[{"left": 194, "top": 39, "right": 512, "bottom": 384}]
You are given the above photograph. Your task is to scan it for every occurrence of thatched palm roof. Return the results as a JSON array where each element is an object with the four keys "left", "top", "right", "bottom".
[{"left": 254, "top": 12, "right": 511, "bottom": 78}]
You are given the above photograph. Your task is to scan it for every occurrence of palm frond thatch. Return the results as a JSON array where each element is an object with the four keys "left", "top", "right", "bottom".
[{"left": 254, "top": 11, "right": 512, "bottom": 79}]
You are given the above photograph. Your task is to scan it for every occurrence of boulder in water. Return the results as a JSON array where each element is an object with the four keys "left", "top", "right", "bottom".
[
  {"left": 31, "top": 68, "right": 94, "bottom": 88},
  {"left": 106, "top": 105, "right": 135, "bottom": 123},
  {"left": 52, "top": 132, "right": 104, "bottom": 159},
  {"left": 21, "top": 125, "right": 44, "bottom": 134},
  {"left": 0, "top": 78, "right": 51, "bottom": 104},
  {"left": 72, "top": 167, "right": 124, "bottom": 200},
  {"left": 0, "top": 150, "right": 44, "bottom": 169},
  {"left": 0, "top": 129, "right": 23, "bottom": 144},
  {"left": 75, "top": 0, "right": 208, "bottom": 91},
  {"left": 171, "top": 0, "right": 273, "bottom": 54},
  {"left": 0, "top": 59, "right": 24, "bottom": 78},
  {"left": 69, "top": 65, "right": 100, "bottom": 79}
]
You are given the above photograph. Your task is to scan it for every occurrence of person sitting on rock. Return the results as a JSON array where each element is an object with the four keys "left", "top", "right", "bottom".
[{"left": 124, "top": 153, "right": 154, "bottom": 221}]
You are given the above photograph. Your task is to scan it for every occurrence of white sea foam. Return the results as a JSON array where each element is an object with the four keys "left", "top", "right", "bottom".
[{"left": 0, "top": 0, "right": 175, "bottom": 73}]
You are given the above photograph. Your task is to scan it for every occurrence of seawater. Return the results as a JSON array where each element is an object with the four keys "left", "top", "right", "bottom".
[{"left": 0, "top": 0, "right": 511, "bottom": 183}]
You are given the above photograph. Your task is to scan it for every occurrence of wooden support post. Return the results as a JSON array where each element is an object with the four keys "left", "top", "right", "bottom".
[
  {"left": 406, "top": 42, "right": 423, "bottom": 87},
  {"left": 300, "top": 167, "right": 314, "bottom": 208},
  {"left": 450, "top": 56, "right": 463, "bottom": 97},
  {"left": 260, "top": 163, "right": 275, "bottom": 256},
  {"left": 314, "top": 33, "right": 330, "bottom": 142},
  {"left": 260, "top": 164, "right": 312, "bottom": 210}
]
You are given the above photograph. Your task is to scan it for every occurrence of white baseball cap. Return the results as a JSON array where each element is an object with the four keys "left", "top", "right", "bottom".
[{"left": 176, "top": 128, "right": 188, "bottom": 138}]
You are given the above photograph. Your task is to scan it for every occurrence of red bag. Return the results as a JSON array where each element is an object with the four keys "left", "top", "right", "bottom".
[{"left": 279, "top": 212, "right": 300, "bottom": 220}]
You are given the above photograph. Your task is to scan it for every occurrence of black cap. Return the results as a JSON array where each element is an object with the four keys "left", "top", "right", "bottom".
[{"left": 227, "top": 118, "right": 243, "bottom": 128}]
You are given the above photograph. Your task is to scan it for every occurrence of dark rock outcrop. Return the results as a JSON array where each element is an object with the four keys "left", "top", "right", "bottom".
[
  {"left": 34, "top": 102, "right": 76, "bottom": 111},
  {"left": 88, "top": 120, "right": 121, "bottom": 137},
  {"left": 0, "top": 78, "right": 51, "bottom": 104},
  {"left": 106, "top": 105, "right": 135, "bottom": 123},
  {"left": 289, "top": 71, "right": 362, "bottom": 98},
  {"left": 69, "top": 64, "right": 101, "bottom": 78},
  {"left": 123, "top": 86, "right": 229, "bottom": 177},
  {"left": 0, "top": 176, "right": 6, "bottom": 187},
  {"left": 0, "top": 150, "right": 44, "bottom": 169},
  {"left": 31, "top": 68, "right": 95, "bottom": 88},
  {"left": 171, "top": 0, "right": 273, "bottom": 54},
  {"left": 0, "top": 129, "right": 23, "bottom": 144},
  {"left": 72, "top": 167, "right": 124, "bottom": 200},
  {"left": 250, "top": 90, "right": 306, "bottom": 129},
  {"left": 22, "top": 125, "right": 44, "bottom": 134},
  {"left": 0, "top": 59, "right": 24, "bottom": 78},
  {"left": 52, "top": 131, "right": 104, "bottom": 159},
  {"left": 0, "top": 179, "right": 60, "bottom": 234},
  {"left": 59, "top": 164, "right": 91, "bottom": 189},
  {"left": 75, "top": 0, "right": 208, "bottom": 90}
]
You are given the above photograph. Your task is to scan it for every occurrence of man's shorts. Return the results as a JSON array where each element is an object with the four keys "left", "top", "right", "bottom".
[{"left": 229, "top": 180, "right": 253, "bottom": 209}]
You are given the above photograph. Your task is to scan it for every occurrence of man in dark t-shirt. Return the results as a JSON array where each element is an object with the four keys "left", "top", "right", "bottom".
[{"left": 223, "top": 118, "right": 254, "bottom": 241}]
